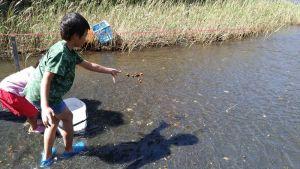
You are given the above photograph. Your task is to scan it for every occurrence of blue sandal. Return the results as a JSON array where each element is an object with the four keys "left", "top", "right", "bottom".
[
  {"left": 40, "top": 147, "right": 57, "bottom": 168},
  {"left": 61, "top": 141, "right": 86, "bottom": 159}
]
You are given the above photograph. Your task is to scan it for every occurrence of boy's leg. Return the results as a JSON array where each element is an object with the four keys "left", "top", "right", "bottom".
[
  {"left": 43, "top": 116, "right": 59, "bottom": 160},
  {"left": 55, "top": 107, "right": 73, "bottom": 152}
]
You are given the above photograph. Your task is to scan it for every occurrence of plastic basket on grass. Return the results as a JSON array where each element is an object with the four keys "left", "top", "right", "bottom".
[{"left": 92, "top": 20, "right": 113, "bottom": 44}]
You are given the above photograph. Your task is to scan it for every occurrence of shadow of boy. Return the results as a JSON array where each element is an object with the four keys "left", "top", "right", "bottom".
[{"left": 85, "top": 121, "right": 198, "bottom": 169}]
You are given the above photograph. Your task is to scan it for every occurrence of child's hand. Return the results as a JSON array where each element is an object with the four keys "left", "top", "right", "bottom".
[
  {"left": 107, "top": 68, "right": 121, "bottom": 83},
  {"left": 42, "top": 106, "right": 55, "bottom": 128},
  {"left": 108, "top": 68, "right": 121, "bottom": 76}
]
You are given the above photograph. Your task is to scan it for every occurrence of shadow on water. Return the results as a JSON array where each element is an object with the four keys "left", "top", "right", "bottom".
[
  {"left": 0, "top": 99, "right": 124, "bottom": 137},
  {"left": 79, "top": 99, "right": 125, "bottom": 138},
  {"left": 84, "top": 121, "right": 199, "bottom": 169},
  {"left": 0, "top": 108, "right": 26, "bottom": 123}
]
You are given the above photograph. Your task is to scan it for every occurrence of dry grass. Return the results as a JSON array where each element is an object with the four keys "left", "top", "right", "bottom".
[{"left": 1, "top": 0, "right": 300, "bottom": 53}]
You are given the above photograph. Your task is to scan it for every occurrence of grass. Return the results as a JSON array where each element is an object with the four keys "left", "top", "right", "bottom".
[{"left": 0, "top": 0, "right": 300, "bottom": 54}]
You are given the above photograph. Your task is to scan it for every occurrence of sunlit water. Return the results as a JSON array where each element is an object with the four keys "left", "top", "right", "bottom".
[{"left": 0, "top": 27, "right": 299, "bottom": 169}]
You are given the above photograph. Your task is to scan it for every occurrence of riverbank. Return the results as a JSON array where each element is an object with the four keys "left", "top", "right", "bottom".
[{"left": 0, "top": 0, "right": 300, "bottom": 56}]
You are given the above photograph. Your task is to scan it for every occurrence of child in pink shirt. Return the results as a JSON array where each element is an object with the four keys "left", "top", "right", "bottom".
[{"left": 0, "top": 66, "right": 44, "bottom": 133}]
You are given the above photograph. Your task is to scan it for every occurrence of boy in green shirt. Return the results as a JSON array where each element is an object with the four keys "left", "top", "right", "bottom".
[{"left": 25, "top": 12, "right": 121, "bottom": 167}]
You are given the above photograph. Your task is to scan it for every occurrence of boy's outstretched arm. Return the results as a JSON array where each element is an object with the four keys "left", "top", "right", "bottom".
[{"left": 78, "top": 60, "right": 121, "bottom": 82}]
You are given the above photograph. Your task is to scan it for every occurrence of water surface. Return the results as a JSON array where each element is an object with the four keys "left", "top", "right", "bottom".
[{"left": 0, "top": 27, "right": 299, "bottom": 169}]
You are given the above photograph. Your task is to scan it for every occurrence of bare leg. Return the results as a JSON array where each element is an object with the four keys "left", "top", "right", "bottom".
[
  {"left": 55, "top": 107, "right": 73, "bottom": 152},
  {"left": 43, "top": 117, "right": 59, "bottom": 160},
  {"left": 27, "top": 117, "right": 38, "bottom": 130}
]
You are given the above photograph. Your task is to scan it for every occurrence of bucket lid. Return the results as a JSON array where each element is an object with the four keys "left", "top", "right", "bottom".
[{"left": 63, "top": 98, "right": 86, "bottom": 112}]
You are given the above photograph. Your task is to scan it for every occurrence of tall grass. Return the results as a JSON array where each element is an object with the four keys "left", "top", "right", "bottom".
[{"left": 1, "top": 0, "right": 300, "bottom": 53}]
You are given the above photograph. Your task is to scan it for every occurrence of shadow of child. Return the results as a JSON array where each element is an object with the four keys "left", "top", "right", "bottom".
[
  {"left": 0, "top": 109, "right": 26, "bottom": 123},
  {"left": 85, "top": 121, "right": 198, "bottom": 169}
]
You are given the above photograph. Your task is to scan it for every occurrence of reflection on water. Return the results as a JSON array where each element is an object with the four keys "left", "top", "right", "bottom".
[{"left": 0, "top": 27, "right": 299, "bottom": 168}]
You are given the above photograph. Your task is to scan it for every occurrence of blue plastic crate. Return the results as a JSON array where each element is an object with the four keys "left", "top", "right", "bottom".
[{"left": 92, "top": 20, "right": 113, "bottom": 44}]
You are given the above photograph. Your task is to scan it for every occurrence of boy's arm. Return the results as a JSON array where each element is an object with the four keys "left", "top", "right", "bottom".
[
  {"left": 40, "top": 71, "right": 55, "bottom": 127},
  {"left": 78, "top": 60, "right": 121, "bottom": 81}
]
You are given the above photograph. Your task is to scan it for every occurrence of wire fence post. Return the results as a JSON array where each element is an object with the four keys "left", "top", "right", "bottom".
[{"left": 10, "top": 36, "right": 20, "bottom": 71}]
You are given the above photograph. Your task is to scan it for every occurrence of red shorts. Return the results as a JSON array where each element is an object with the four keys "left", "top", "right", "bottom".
[{"left": 0, "top": 89, "right": 38, "bottom": 118}]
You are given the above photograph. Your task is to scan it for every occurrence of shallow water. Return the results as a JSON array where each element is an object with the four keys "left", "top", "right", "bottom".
[
  {"left": 0, "top": 27, "right": 299, "bottom": 169},
  {"left": 291, "top": 0, "right": 300, "bottom": 4}
]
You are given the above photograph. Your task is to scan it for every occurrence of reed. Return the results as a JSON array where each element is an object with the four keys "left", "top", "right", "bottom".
[{"left": 1, "top": 0, "right": 299, "bottom": 53}]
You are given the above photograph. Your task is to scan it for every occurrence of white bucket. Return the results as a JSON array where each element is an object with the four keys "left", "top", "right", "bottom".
[{"left": 59, "top": 98, "right": 87, "bottom": 133}]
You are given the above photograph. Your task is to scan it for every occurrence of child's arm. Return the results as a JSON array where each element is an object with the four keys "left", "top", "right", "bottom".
[
  {"left": 78, "top": 60, "right": 121, "bottom": 81},
  {"left": 40, "top": 71, "right": 55, "bottom": 127}
]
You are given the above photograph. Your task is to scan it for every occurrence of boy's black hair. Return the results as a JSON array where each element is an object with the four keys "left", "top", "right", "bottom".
[{"left": 60, "top": 12, "right": 90, "bottom": 41}]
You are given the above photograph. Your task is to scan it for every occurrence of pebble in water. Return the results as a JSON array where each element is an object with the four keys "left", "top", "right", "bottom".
[
  {"left": 146, "top": 121, "right": 153, "bottom": 126},
  {"left": 223, "top": 156, "right": 230, "bottom": 161}
]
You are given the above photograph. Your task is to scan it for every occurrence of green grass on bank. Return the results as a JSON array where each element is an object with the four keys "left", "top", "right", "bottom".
[{"left": 1, "top": 0, "right": 300, "bottom": 53}]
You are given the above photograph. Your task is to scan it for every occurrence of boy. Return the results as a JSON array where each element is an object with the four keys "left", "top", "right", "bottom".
[{"left": 25, "top": 12, "right": 121, "bottom": 167}]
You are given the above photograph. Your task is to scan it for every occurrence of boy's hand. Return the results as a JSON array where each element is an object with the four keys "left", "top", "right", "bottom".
[
  {"left": 107, "top": 68, "right": 121, "bottom": 83},
  {"left": 108, "top": 68, "right": 121, "bottom": 76},
  {"left": 42, "top": 107, "right": 55, "bottom": 128}
]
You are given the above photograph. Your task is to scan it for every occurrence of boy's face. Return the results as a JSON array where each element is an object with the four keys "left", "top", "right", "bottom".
[{"left": 72, "top": 30, "right": 88, "bottom": 47}]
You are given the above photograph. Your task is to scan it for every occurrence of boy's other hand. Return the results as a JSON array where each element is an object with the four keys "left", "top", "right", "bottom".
[{"left": 42, "top": 107, "right": 55, "bottom": 128}]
